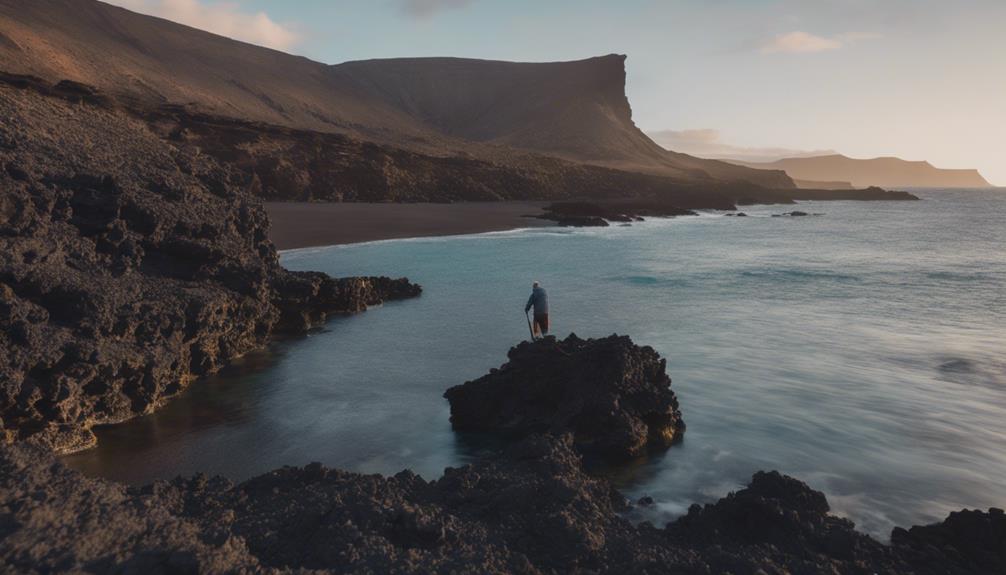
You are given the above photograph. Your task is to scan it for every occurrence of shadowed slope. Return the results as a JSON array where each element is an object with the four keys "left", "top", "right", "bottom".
[{"left": 0, "top": 0, "right": 791, "bottom": 188}]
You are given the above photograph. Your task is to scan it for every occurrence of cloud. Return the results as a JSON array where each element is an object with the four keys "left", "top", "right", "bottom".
[
  {"left": 106, "top": 0, "right": 300, "bottom": 51},
  {"left": 399, "top": 0, "right": 474, "bottom": 19},
  {"left": 760, "top": 30, "right": 880, "bottom": 54},
  {"left": 761, "top": 31, "right": 841, "bottom": 53},
  {"left": 647, "top": 129, "right": 835, "bottom": 163}
]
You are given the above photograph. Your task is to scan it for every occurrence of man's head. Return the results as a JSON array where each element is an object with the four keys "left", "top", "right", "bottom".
[{"left": 533, "top": 281, "right": 540, "bottom": 288}]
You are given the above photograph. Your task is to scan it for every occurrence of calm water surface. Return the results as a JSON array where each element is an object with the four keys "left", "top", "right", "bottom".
[{"left": 64, "top": 189, "right": 1006, "bottom": 538}]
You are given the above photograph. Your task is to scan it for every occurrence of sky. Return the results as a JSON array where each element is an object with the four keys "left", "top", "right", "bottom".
[{"left": 107, "top": 0, "right": 1005, "bottom": 184}]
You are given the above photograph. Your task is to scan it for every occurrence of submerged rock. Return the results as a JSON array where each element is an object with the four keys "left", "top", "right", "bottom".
[
  {"left": 443, "top": 334, "right": 685, "bottom": 460},
  {"left": 772, "top": 210, "right": 820, "bottom": 217}
]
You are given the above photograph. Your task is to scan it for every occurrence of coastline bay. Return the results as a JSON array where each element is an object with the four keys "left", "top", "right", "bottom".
[{"left": 64, "top": 189, "right": 1006, "bottom": 539}]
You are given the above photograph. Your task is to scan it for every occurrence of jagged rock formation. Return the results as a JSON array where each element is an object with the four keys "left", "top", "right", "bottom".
[
  {"left": 0, "top": 73, "right": 419, "bottom": 453},
  {"left": 444, "top": 335, "right": 685, "bottom": 460},
  {"left": 733, "top": 154, "right": 992, "bottom": 189},
  {"left": 1, "top": 435, "right": 1003, "bottom": 574}
]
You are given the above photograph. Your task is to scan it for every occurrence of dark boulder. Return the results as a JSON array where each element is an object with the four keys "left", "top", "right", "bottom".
[
  {"left": 443, "top": 334, "right": 685, "bottom": 460},
  {"left": 892, "top": 507, "right": 1006, "bottom": 574},
  {"left": 667, "top": 471, "right": 877, "bottom": 557}
]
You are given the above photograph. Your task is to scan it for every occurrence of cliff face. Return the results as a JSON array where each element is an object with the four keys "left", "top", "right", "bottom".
[
  {"left": 0, "top": 81, "right": 419, "bottom": 453},
  {"left": 0, "top": 0, "right": 792, "bottom": 190},
  {"left": 331, "top": 55, "right": 654, "bottom": 161},
  {"left": 733, "top": 154, "right": 992, "bottom": 189},
  {"left": 135, "top": 99, "right": 788, "bottom": 203}
]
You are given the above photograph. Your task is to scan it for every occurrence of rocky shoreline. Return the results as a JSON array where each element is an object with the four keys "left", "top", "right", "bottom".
[
  {"left": 535, "top": 188, "right": 916, "bottom": 227},
  {"left": 5, "top": 335, "right": 1002, "bottom": 573},
  {"left": 0, "top": 78, "right": 420, "bottom": 453},
  {"left": 2, "top": 372, "right": 1003, "bottom": 573}
]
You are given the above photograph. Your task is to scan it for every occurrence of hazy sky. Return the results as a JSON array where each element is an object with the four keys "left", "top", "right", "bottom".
[{"left": 109, "top": 0, "right": 1005, "bottom": 184}]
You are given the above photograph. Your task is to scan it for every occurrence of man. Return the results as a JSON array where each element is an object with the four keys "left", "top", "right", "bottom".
[{"left": 525, "top": 281, "right": 549, "bottom": 338}]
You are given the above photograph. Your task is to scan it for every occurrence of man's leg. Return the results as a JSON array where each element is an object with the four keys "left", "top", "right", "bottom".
[{"left": 535, "top": 314, "right": 549, "bottom": 336}]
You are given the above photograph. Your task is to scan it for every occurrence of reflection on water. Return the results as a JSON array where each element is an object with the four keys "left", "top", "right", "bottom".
[
  {"left": 64, "top": 189, "right": 1006, "bottom": 538},
  {"left": 63, "top": 349, "right": 284, "bottom": 483}
]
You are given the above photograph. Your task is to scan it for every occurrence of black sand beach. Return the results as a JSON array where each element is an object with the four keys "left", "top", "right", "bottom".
[{"left": 265, "top": 202, "right": 552, "bottom": 250}]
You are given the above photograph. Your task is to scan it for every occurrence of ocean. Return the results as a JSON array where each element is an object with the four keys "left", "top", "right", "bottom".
[{"left": 64, "top": 189, "right": 1006, "bottom": 538}]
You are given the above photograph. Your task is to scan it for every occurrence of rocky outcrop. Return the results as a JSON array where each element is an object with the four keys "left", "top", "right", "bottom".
[
  {"left": 788, "top": 186, "right": 919, "bottom": 201},
  {"left": 0, "top": 78, "right": 419, "bottom": 453},
  {"left": 2, "top": 435, "right": 1003, "bottom": 574},
  {"left": 537, "top": 200, "right": 699, "bottom": 227},
  {"left": 892, "top": 508, "right": 1006, "bottom": 574},
  {"left": 444, "top": 334, "right": 685, "bottom": 460},
  {"left": 272, "top": 272, "right": 422, "bottom": 332},
  {"left": 666, "top": 470, "right": 893, "bottom": 571}
]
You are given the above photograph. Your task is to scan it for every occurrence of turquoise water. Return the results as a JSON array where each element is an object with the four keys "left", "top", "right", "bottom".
[{"left": 65, "top": 189, "right": 1006, "bottom": 538}]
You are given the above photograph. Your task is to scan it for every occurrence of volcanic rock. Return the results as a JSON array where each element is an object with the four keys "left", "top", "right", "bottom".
[
  {"left": 443, "top": 334, "right": 685, "bottom": 460},
  {"left": 892, "top": 507, "right": 1006, "bottom": 574},
  {"left": 0, "top": 72, "right": 419, "bottom": 453},
  {"left": 1, "top": 436, "right": 1003, "bottom": 574}
]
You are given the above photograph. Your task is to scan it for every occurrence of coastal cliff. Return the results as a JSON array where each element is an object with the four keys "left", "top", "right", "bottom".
[
  {"left": 0, "top": 78, "right": 419, "bottom": 453},
  {"left": 0, "top": 72, "right": 832, "bottom": 207},
  {"left": 733, "top": 154, "right": 993, "bottom": 189},
  {"left": 0, "top": 0, "right": 792, "bottom": 189}
]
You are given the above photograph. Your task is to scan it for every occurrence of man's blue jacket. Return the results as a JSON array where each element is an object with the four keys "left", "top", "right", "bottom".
[{"left": 525, "top": 286, "right": 549, "bottom": 315}]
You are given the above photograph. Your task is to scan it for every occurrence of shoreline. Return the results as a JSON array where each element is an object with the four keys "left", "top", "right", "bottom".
[{"left": 265, "top": 201, "right": 553, "bottom": 250}]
